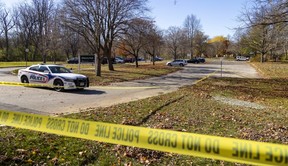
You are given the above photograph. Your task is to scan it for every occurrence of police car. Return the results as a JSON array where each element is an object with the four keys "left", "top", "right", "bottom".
[{"left": 18, "top": 64, "right": 89, "bottom": 91}]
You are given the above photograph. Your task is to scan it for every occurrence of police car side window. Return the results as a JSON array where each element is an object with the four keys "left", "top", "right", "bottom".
[
  {"left": 29, "top": 66, "right": 39, "bottom": 71},
  {"left": 38, "top": 66, "right": 48, "bottom": 72}
]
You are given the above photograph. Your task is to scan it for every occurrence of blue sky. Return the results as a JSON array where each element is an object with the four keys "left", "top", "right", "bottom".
[
  {"left": 4, "top": 0, "right": 249, "bottom": 38},
  {"left": 147, "top": 0, "right": 249, "bottom": 38}
]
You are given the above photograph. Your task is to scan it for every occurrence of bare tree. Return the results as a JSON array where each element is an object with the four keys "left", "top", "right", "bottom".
[
  {"left": 183, "top": 14, "right": 201, "bottom": 57},
  {"left": 63, "top": 0, "right": 148, "bottom": 76},
  {"left": 165, "top": 26, "right": 184, "bottom": 60},
  {"left": 49, "top": 7, "right": 65, "bottom": 63},
  {"left": 0, "top": 8, "right": 15, "bottom": 61},
  {"left": 14, "top": 3, "right": 37, "bottom": 61},
  {"left": 32, "top": 0, "right": 55, "bottom": 63},
  {"left": 14, "top": 0, "right": 55, "bottom": 62},
  {"left": 251, "top": 0, "right": 288, "bottom": 26},
  {"left": 62, "top": 29, "right": 81, "bottom": 60},
  {"left": 279, "top": 26, "right": 288, "bottom": 60},
  {"left": 243, "top": 25, "right": 275, "bottom": 62},
  {"left": 193, "top": 30, "right": 208, "bottom": 56},
  {"left": 63, "top": 0, "right": 106, "bottom": 76},
  {"left": 239, "top": 1, "right": 281, "bottom": 62},
  {"left": 99, "top": 0, "right": 148, "bottom": 71},
  {"left": 119, "top": 18, "right": 153, "bottom": 67},
  {"left": 143, "top": 24, "right": 163, "bottom": 65}
]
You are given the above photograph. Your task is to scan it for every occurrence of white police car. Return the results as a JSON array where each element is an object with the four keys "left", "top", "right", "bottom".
[{"left": 18, "top": 64, "right": 89, "bottom": 91}]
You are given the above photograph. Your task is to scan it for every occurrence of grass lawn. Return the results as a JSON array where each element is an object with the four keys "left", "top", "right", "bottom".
[
  {"left": 0, "top": 61, "right": 55, "bottom": 68},
  {"left": 0, "top": 62, "right": 287, "bottom": 165},
  {"left": 72, "top": 62, "right": 180, "bottom": 86},
  {"left": 251, "top": 62, "right": 288, "bottom": 78}
]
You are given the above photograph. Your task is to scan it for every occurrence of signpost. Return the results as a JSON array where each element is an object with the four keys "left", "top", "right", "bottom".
[
  {"left": 25, "top": 48, "right": 29, "bottom": 67},
  {"left": 80, "top": 55, "right": 95, "bottom": 63},
  {"left": 220, "top": 57, "right": 224, "bottom": 77},
  {"left": 77, "top": 54, "right": 97, "bottom": 73}
]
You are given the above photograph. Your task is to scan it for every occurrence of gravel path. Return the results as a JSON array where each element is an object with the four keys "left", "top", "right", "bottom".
[{"left": 213, "top": 96, "right": 266, "bottom": 110}]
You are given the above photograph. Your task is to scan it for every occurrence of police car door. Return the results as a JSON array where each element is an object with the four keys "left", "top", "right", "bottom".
[{"left": 28, "top": 65, "right": 49, "bottom": 84}]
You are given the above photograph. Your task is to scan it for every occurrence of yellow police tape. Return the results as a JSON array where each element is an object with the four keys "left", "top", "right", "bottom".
[
  {"left": 0, "top": 81, "right": 60, "bottom": 88},
  {"left": 0, "top": 81, "right": 158, "bottom": 90},
  {"left": 194, "top": 70, "right": 218, "bottom": 84},
  {"left": 0, "top": 110, "right": 287, "bottom": 166}
]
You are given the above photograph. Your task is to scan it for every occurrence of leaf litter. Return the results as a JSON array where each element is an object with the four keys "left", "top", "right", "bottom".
[{"left": 1, "top": 77, "right": 287, "bottom": 165}]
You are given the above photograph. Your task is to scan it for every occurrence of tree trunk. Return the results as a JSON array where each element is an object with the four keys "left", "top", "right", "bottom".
[
  {"left": 261, "top": 53, "right": 263, "bottom": 63},
  {"left": 33, "top": 45, "right": 39, "bottom": 61},
  {"left": 284, "top": 45, "right": 288, "bottom": 60},
  {"left": 152, "top": 55, "right": 155, "bottom": 65},
  {"left": 108, "top": 57, "right": 114, "bottom": 71},
  {"left": 96, "top": 55, "right": 101, "bottom": 76},
  {"left": 43, "top": 53, "right": 47, "bottom": 64},
  {"left": 135, "top": 58, "right": 139, "bottom": 68},
  {"left": 5, "top": 30, "right": 9, "bottom": 61},
  {"left": 261, "top": 52, "right": 265, "bottom": 63},
  {"left": 105, "top": 47, "right": 114, "bottom": 71}
]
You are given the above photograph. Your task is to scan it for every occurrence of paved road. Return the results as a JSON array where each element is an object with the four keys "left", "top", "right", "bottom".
[{"left": 0, "top": 60, "right": 260, "bottom": 115}]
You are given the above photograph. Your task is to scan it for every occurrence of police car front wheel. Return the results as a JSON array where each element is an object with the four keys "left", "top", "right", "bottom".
[
  {"left": 53, "top": 79, "right": 64, "bottom": 92},
  {"left": 21, "top": 76, "right": 29, "bottom": 83}
]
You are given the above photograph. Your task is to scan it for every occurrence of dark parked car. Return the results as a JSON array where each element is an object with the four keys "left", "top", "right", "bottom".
[
  {"left": 187, "top": 57, "right": 205, "bottom": 64},
  {"left": 187, "top": 58, "right": 200, "bottom": 64},
  {"left": 67, "top": 57, "right": 79, "bottom": 64},
  {"left": 124, "top": 57, "right": 135, "bottom": 63},
  {"left": 197, "top": 57, "right": 205, "bottom": 63}
]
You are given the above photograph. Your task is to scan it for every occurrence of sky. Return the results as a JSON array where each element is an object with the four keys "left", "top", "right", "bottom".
[
  {"left": 147, "top": 0, "right": 249, "bottom": 38},
  {"left": 3, "top": 0, "right": 249, "bottom": 39}
]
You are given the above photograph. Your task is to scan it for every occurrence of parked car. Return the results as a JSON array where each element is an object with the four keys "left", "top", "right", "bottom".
[
  {"left": 197, "top": 57, "right": 206, "bottom": 63},
  {"left": 137, "top": 57, "right": 145, "bottom": 61},
  {"left": 115, "top": 57, "right": 125, "bottom": 63},
  {"left": 236, "top": 56, "right": 249, "bottom": 61},
  {"left": 187, "top": 58, "right": 200, "bottom": 64},
  {"left": 166, "top": 59, "right": 187, "bottom": 67},
  {"left": 124, "top": 57, "right": 135, "bottom": 63},
  {"left": 187, "top": 57, "right": 205, "bottom": 63},
  {"left": 152, "top": 56, "right": 163, "bottom": 61},
  {"left": 18, "top": 64, "right": 89, "bottom": 91},
  {"left": 67, "top": 57, "right": 79, "bottom": 64}
]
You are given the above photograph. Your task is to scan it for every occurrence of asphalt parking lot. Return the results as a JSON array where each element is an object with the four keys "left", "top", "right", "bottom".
[{"left": 0, "top": 60, "right": 260, "bottom": 115}]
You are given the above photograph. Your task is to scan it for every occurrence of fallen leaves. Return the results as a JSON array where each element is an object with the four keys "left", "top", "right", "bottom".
[
  {"left": 113, "top": 145, "right": 163, "bottom": 165},
  {"left": 1, "top": 76, "right": 288, "bottom": 165}
]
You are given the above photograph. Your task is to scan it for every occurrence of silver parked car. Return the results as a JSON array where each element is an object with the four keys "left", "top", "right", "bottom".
[{"left": 166, "top": 59, "right": 187, "bottom": 67}]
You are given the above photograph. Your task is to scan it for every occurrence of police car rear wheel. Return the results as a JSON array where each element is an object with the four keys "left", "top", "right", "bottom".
[
  {"left": 21, "top": 76, "right": 29, "bottom": 83},
  {"left": 54, "top": 80, "right": 64, "bottom": 92}
]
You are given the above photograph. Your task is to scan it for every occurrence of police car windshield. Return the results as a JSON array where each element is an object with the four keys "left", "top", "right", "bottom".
[{"left": 48, "top": 66, "right": 71, "bottom": 73}]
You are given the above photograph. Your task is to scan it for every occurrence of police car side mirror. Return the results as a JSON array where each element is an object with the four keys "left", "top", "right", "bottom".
[{"left": 44, "top": 70, "right": 50, "bottom": 74}]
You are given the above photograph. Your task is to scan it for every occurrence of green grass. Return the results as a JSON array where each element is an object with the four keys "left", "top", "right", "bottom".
[
  {"left": 0, "top": 61, "right": 61, "bottom": 68},
  {"left": 0, "top": 62, "right": 287, "bottom": 165},
  {"left": 78, "top": 63, "right": 180, "bottom": 86},
  {"left": 252, "top": 62, "right": 288, "bottom": 78}
]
